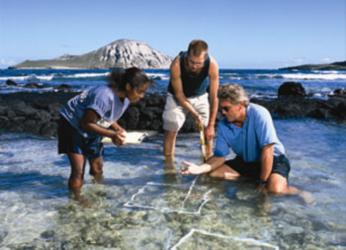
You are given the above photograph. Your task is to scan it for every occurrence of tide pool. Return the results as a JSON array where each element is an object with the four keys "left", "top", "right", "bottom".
[{"left": 0, "top": 119, "right": 345, "bottom": 249}]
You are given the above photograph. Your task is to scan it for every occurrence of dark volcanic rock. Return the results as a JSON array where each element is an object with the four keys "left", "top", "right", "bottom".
[
  {"left": 55, "top": 84, "right": 72, "bottom": 92},
  {"left": 329, "top": 88, "right": 346, "bottom": 98},
  {"left": 24, "top": 82, "right": 44, "bottom": 89},
  {"left": 5, "top": 79, "right": 17, "bottom": 86},
  {"left": 1, "top": 84, "right": 346, "bottom": 138},
  {"left": 121, "top": 106, "right": 140, "bottom": 130},
  {"left": 278, "top": 82, "right": 306, "bottom": 97}
]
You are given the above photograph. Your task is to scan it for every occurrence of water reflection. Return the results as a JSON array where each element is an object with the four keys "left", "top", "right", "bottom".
[{"left": 0, "top": 119, "right": 346, "bottom": 249}]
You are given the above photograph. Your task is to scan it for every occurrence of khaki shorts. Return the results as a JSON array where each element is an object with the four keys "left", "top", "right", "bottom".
[{"left": 162, "top": 93, "right": 210, "bottom": 132}]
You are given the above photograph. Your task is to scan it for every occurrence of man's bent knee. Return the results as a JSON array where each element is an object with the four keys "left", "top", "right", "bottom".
[
  {"left": 267, "top": 181, "right": 287, "bottom": 194},
  {"left": 209, "top": 169, "right": 228, "bottom": 179}
]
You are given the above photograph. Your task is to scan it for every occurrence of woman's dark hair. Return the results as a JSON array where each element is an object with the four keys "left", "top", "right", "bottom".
[{"left": 108, "top": 67, "right": 152, "bottom": 91}]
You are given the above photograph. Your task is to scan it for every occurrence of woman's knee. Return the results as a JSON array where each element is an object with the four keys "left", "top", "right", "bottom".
[
  {"left": 68, "top": 177, "right": 83, "bottom": 190},
  {"left": 90, "top": 158, "right": 103, "bottom": 175}
]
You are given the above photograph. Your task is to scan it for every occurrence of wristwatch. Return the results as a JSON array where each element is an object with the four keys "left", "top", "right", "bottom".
[{"left": 257, "top": 179, "right": 268, "bottom": 185}]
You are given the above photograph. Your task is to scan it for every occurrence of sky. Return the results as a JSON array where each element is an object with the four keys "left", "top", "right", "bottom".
[{"left": 0, "top": 0, "right": 345, "bottom": 69}]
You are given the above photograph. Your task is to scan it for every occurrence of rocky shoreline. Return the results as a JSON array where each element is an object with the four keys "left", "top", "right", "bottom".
[{"left": 0, "top": 82, "right": 345, "bottom": 138}]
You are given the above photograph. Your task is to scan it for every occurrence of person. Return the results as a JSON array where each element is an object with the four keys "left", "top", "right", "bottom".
[
  {"left": 162, "top": 39, "right": 219, "bottom": 164},
  {"left": 58, "top": 67, "right": 152, "bottom": 198},
  {"left": 181, "top": 84, "right": 301, "bottom": 195}
]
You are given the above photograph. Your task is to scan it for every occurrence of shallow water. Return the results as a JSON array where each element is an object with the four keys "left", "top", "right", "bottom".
[{"left": 0, "top": 119, "right": 346, "bottom": 249}]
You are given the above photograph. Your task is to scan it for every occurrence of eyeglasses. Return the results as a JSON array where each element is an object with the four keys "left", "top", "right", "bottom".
[{"left": 220, "top": 106, "right": 231, "bottom": 112}]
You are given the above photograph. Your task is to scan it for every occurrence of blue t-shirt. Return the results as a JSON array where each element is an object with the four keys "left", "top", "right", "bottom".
[
  {"left": 214, "top": 103, "right": 285, "bottom": 162},
  {"left": 60, "top": 85, "right": 130, "bottom": 138}
]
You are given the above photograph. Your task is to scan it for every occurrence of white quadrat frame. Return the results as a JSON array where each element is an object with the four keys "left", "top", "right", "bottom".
[
  {"left": 124, "top": 177, "right": 212, "bottom": 215},
  {"left": 170, "top": 228, "right": 279, "bottom": 250}
]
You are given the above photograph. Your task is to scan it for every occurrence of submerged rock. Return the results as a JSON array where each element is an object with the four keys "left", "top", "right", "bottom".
[
  {"left": 5, "top": 79, "right": 17, "bottom": 86},
  {"left": 278, "top": 81, "right": 306, "bottom": 97}
]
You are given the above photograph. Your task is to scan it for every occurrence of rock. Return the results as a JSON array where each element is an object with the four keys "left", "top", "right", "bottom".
[
  {"left": 278, "top": 82, "right": 306, "bottom": 97},
  {"left": 40, "top": 122, "right": 58, "bottom": 137},
  {"left": 14, "top": 39, "right": 172, "bottom": 69},
  {"left": 308, "top": 108, "right": 331, "bottom": 119},
  {"left": 149, "top": 119, "right": 162, "bottom": 131},
  {"left": 23, "top": 119, "right": 41, "bottom": 134},
  {"left": 1, "top": 89, "right": 346, "bottom": 138},
  {"left": 145, "top": 94, "right": 165, "bottom": 106},
  {"left": 141, "top": 107, "right": 162, "bottom": 121},
  {"left": 151, "top": 75, "right": 162, "bottom": 80},
  {"left": 329, "top": 88, "right": 346, "bottom": 97},
  {"left": 36, "top": 110, "right": 52, "bottom": 123},
  {"left": 121, "top": 106, "right": 140, "bottom": 130},
  {"left": 12, "top": 102, "right": 37, "bottom": 117},
  {"left": 48, "top": 103, "right": 62, "bottom": 120},
  {"left": 0, "top": 116, "right": 9, "bottom": 129},
  {"left": 5, "top": 79, "right": 17, "bottom": 86},
  {"left": 24, "top": 82, "right": 44, "bottom": 88},
  {"left": 7, "top": 109, "right": 16, "bottom": 119},
  {"left": 56, "top": 84, "right": 72, "bottom": 92},
  {"left": 11, "top": 117, "right": 26, "bottom": 132},
  {"left": 0, "top": 106, "right": 7, "bottom": 116},
  {"left": 333, "top": 102, "right": 346, "bottom": 120}
]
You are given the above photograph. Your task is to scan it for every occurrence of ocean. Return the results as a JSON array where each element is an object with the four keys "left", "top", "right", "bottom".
[
  {"left": 0, "top": 68, "right": 346, "bottom": 249},
  {"left": 1, "top": 68, "right": 346, "bottom": 98}
]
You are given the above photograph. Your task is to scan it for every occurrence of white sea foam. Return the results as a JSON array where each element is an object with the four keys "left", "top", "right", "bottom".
[
  {"left": 0, "top": 74, "right": 55, "bottom": 82},
  {"left": 280, "top": 73, "right": 346, "bottom": 80},
  {"left": 250, "top": 72, "right": 346, "bottom": 81},
  {"left": 146, "top": 73, "right": 169, "bottom": 80},
  {"left": 62, "top": 72, "right": 109, "bottom": 78}
]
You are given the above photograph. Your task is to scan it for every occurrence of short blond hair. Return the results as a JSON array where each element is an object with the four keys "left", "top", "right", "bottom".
[
  {"left": 187, "top": 40, "right": 208, "bottom": 57},
  {"left": 218, "top": 84, "right": 249, "bottom": 106}
]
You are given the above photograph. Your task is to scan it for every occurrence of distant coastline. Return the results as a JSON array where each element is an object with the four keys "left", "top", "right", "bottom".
[
  {"left": 279, "top": 61, "right": 346, "bottom": 71},
  {"left": 12, "top": 39, "right": 172, "bottom": 70}
]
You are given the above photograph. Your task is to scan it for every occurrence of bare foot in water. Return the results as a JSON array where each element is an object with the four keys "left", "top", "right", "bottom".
[
  {"left": 91, "top": 173, "right": 104, "bottom": 184},
  {"left": 299, "top": 190, "right": 315, "bottom": 205},
  {"left": 69, "top": 188, "right": 91, "bottom": 208},
  {"left": 164, "top": 157, "right": 177, "bottom": 174}
]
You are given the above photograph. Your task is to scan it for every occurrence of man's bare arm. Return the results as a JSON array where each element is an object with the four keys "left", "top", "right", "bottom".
[{"left": 205, "top": 57, "right": 219, "bottom": 140}]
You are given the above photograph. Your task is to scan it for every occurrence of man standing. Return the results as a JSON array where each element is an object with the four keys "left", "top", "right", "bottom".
[
  {"left": 163, "top": 40, "right": 219, "bottom": 164},
  {"left": 181, "top": 84, "right": 301, "bottom": 195}
]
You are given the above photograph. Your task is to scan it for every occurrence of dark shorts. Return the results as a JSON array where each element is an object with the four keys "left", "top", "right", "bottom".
[
  {"left": 225, "top": 154, "right": 291, "bottom": 180},
  {"left": 58, "top": 117, "right": 103, "bottom": 160}
]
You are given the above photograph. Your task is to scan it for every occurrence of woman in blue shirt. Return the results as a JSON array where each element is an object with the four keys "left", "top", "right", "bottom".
[{"left": 58, "top": 67, "right": 152, "bottom": 197}]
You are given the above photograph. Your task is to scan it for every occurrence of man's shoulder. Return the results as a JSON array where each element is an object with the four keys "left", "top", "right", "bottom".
[
  {"left": 209, "top": 56, "right": 218, "bottom": 65},
  {"left": 208, "top": 56, "right": 219, "bottom": 76},
  {"left": 170, "top": 55, "right": 182, "bottom": 72},
  {"left": 171, "top": 51, "right": 185, "bottom": 65},
  {"left": 249, "top": 103, "right": 269, "bottom": 113}
]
